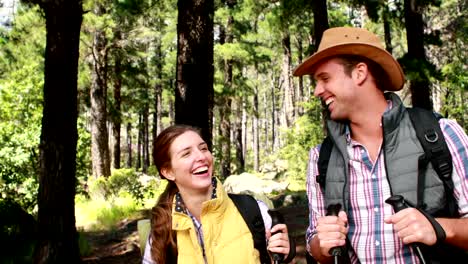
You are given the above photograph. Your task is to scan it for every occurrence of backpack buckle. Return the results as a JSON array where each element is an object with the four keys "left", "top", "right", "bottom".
[{"left": 424, "top": 129, "right": 439, "bottom": 143}]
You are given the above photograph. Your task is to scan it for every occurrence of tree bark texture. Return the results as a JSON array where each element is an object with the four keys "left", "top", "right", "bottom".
[
  {"left": 175, "top": 0, "right": 214, "bottom": 149},
  {"left": 34, "top": 0, "right": 83, "bottom": 263},
  {"left": 112, "top": 49, "right": 122, "bottom": 170},
  {"left": 253, "top": 86, "right": 260, "bottom": 171},
  {"left": 126, "top": 123, "right": 132, "bottom": 168},
  {"left": 234, "top": 100, "right": 244, "bottom": 173},
  {"left": 90, "top": 3, "right": 111, "bottom": 178},
  {"left": 281, "top": 32, "right": 294, "bottom": 127},
  {"left": 404, "top": 0, "right": 432, "bottom": 110},
  {"left": 152, "top": 40, "right": 163, "bottom": 165},
  {"left": 311, "top": 0, "right": 329, "bottom": 50}
]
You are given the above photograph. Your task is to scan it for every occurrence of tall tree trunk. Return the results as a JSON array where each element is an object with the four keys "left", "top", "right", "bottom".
[
  {"left": 311, "top": 0, "right": 330, "bottom": 134},
  {"left": 175, "top": 0, "right": 214, "bottom": 148},
  {"left": 404, "top": 0, "right": 432, "bottom": 109},
  {"left": 112, "top": 47, "right": 122, "bottom": 170},
  {"left": 137, "top": 114, "right": 142, "bottom": 170},
  {"left": 281, "top": 32, "right": 294, "bottom": 127},
  {"left": 242, "top": 96, "right": 247, "bottom": 161},
  {"left": 33, "top": 0, "right": 83, "bottom": 263},
  {"left": 263, "top": 92, "right": 269, "bottom": 151},
  {"left": 270, "top": 75, "right": 277, "bottom": 152},
  {"left": 126, "top": 123, "right": 132, "bottom": 168},
  {"left": 234, "top": 100, "right": 244, "bottom": 173},
  {"left": 383, "top": 7, "right": 393, "bottom": 54},
  {"left": 218, "top": 96, "right": 232, "bottom": 179},
  {"left": 218, "top": 1, "right": 235, "bottom": 179},
  {"left": 143, "top": 103, "right": 150, "bottom": 172},
  {"left": 296, "top": 36, "right": 304, "bottom": 115},
  {"left": 90, "top": 2, "right": 111, "bottom": 178},
  {"left": 311, "top": 0, "right": 329, "bottom": 50},
  {"left": 152, "top": 39, "right": 163, "bottom": 165},
  {"left": 253, "top": 86, "right": 260, "bottom": 171}
]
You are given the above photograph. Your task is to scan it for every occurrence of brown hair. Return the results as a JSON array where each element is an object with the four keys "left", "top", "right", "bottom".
[
  {"left": 336, "top": 55, "right": 392, "bottom": 91},
  {"left": 150, "top": 125, "right": 201, "bottom": 263}
]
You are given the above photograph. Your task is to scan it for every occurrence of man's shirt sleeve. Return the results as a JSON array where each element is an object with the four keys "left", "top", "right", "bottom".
[
  {"left": 440, "top": 118, "right": 468, "bottom": 217},
  {"left": 305, "top": 145, "right": 327, "bottom": 253}
]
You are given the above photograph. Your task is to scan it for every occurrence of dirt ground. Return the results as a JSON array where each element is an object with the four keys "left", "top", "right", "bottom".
[{"left": 81, "top": 204, "right": 311, "bottom": 264}]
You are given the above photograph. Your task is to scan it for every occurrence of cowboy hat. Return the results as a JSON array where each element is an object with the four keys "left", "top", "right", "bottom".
[{"left": 293, "top": 27, "right": 405, "bottom": 91}]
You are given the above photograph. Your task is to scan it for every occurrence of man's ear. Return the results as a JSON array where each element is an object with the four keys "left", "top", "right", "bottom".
[
  {"left": 161, "top": 167, "right": 175, "bottom": 181},
  {"left": 352, "top": 62, "right": 369, "bottom": 86}
]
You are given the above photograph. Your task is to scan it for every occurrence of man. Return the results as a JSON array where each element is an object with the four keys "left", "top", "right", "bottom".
[{"left": 293, "top": 27, "right": 468, "bottom": 263}]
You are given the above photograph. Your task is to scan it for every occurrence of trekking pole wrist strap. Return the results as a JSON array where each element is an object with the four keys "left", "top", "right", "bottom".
[
  {"left": 281, "top": 237, "right": 296, "bottom": 263},
  {"left": 416, "top": 208, "right": 447, "bottom": 244}
]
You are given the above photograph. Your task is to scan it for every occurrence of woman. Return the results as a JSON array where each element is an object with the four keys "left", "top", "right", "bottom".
[{"left": 142, "top": 125, "right": 293, "bottom": 263}]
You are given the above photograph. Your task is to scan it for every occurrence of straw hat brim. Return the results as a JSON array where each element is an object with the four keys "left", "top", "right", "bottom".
[{"left": 293, "top": 43, "right": 405, "bottom": 91}]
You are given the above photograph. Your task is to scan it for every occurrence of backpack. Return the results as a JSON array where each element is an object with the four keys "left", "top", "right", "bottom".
[
  {"left": 166, "top": 193, "right": 294, "bottom": 263},
  {"left": 228, "top": 193, "right": 271, "bottom": 264},
  {"left": 317, "top": 107, "right": 458, "bottom": 216}
]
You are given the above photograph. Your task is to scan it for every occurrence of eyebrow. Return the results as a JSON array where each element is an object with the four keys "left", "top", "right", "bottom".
[
  {"left": 314, "top": 72, "right": 328, "bottom": 80},
  {"left": 175, "top": 142, "right": 207, "bottom": 155}
]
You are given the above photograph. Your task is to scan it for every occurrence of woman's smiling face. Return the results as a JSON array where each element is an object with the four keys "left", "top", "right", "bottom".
[{"left": 162, "top": 130, "right": 214, "bottom": 194}]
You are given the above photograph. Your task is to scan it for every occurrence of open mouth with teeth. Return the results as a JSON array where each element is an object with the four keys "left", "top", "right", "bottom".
[
  {"left": 325, "top": 97, "right": 334, "bottom": 107},
  {"left": 193, "top": 166, "right": 209, "bottom": 175}
]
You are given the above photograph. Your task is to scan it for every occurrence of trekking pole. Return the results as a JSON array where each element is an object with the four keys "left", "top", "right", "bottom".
[
  {"left": 326, "top": 204, "right": 346, "bottom": 264},
  {"left": 385, "top": 195, "right": 427, "bottom": 264},
  {"left": 268, "top": 209, "right": 285, "bottom": 264}
]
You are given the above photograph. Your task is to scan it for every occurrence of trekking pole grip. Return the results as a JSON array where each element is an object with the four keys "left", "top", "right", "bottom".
[
  {"left": 385, "top": 195, "right": 428, "bottom": 264},
  {"left": 268, "top": 209, "right": 285, "bottom": 264},
  {"left": 326, "top": 204, "right": 346, "bottom": 264}
]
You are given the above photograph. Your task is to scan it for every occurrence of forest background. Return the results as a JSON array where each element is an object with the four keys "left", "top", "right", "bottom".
[{"left": 0, "top": 0, "right": 466, "bottom": 263}]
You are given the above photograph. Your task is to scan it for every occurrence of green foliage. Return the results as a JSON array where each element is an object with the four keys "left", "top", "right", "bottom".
[
  {"left": 88, "top": 169, "right": 140, "bottom": 201},
  {"left": 88, "top": 168, "right": 162, "bottom": 205},
  {"left": 76, "top": 117, "right": 92, "bottom": 195},
  {"left": 75, "top": 194, "right": 142, "bottom": 231},
  {"left": 78, "top": 231, "right": 92, "bottom": 256},
  {"left": 275, "top": 101, "right": 325, "bottom": 190},
  {"left": 0, "top": 6, "right": 44, "bottom": 212}
]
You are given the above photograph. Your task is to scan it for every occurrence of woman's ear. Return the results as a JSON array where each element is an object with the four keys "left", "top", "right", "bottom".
[{"left": 161, "top": 167, "right": 175, "bottom": 181}]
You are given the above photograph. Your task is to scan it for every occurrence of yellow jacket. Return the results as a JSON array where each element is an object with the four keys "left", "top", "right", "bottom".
[{"left": 172, "top": 181, "right": 261, "bottom": 263}]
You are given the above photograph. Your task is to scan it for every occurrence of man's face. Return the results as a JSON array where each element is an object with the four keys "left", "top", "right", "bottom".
[{"left": 313, "top": 58, "right": 357, "bottom": 121}]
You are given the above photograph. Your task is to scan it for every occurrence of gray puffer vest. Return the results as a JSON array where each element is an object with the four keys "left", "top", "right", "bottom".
[
  {"left": 323, "top": 92, "right": 467, "bottom": 263},
  {"left": 324, "top": 92, "right": 447, "bottom": 214}
]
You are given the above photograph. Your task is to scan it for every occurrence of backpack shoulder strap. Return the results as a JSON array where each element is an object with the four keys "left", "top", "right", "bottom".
[
  {"left": 317, "top": 136, "right": 333, "bottom": 190},
  {"left": 228, "top": 193, "right": 270, "bottom": 264},
  {"left": 407, "top": 107, "right": 457, "bottom": 215}
]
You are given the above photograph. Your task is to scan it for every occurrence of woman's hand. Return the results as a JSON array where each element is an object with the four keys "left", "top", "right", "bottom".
[{"left": 266, "top": 223, "right": 290, "bottom": 261}]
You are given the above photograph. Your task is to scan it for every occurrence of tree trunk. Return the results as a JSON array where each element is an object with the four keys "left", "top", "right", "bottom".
[
  {"left": 383, "top": 7, "right": 393, "bottom": 54},
  {"left": 234, "top": 100, "right": 244, "bottom": 173},
  {"left": 175, "top": 0, "right": 214, "bottom": 149},
  {"left": 404, "top": 0, "right": 432, "bottom": 109},
  {"left": 137, "top": 114, "right": 142, "bottom": 170},
  {"left": 112, "top": 48, "right": 122, "bottom": 170},
  {"left": 311, "top": 0, "right": 329, "bottom": 50},
  {"left": 242, "top": 96, "right": 247, "bottom": 161},
  {"left": 126, "top": 123, "right": 132, "bottom": 168},
  {"left": 281, "top": 32, "right": 294, "bottom": 127},
  {"left": 152, "top": 39, "right": 163, "bottom": 165},
  {"left": 218, "top": 96, "right": 232, "bottom": 179},
  {"left": 253, "top": 86, "right": 260, "bottom": 171},
  {"left": 270, "top": 75, "right": 276, "bottom": 152},
  {"left": 90, "top": 2, "right": 111, "bottom": 178},
  {"left": 296, "top": 37, "right": 304, "bottom": 115},
  {"left": 33, "top": 0, "right": 83, "bottom": 263}
]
